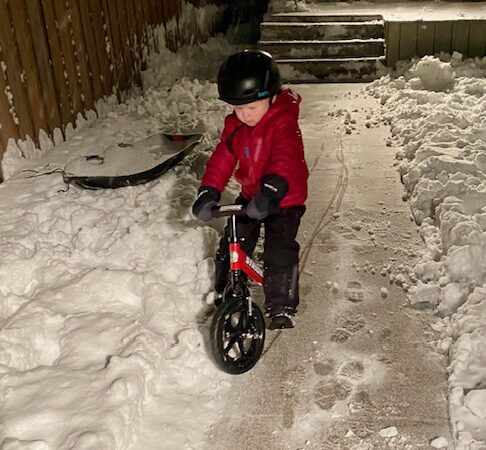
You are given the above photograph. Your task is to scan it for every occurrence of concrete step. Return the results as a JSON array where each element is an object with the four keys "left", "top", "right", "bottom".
[
  {"left": 264, "top": 13, "right": 384, "bottom": 23},
  {"left": 259, "top": 39, "right": 385, "bottom": 59},
  {"left": 260, "top": 21, "right": 385, "bottom": 41},
  {"left": 276, "top": 56, "right": 386, "bottom": 82}
]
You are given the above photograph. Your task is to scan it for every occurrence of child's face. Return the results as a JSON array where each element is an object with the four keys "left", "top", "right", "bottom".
[{"left": 234, "top": 98, "right": 271, "bottom": 127}]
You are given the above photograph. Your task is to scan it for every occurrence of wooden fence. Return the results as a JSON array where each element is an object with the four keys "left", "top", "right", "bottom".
[
  {"left": 0, "top": 0, "right": 225, "bottom": 177},
  {"left": 386, "top": 20, "right": 486, "bottom": 67}
]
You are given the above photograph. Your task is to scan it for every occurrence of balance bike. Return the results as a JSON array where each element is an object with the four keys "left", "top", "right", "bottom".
[{"left": 209, "top": 204, "right": 266, "bottom": 374}]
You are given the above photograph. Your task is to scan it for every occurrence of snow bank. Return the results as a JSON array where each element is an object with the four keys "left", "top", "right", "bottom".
[
  {"left": 369, "top": 53, "right": 486, "bottom": 449},
  {"left": 0, "top": 26, "right": 240, "bottom": 449},
  {"left": 141, "top": 2, "right": 234, "bottom": 91}
]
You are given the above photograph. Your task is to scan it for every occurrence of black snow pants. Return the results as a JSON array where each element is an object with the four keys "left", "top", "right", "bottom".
[{"left": 214, "top": 198, "right": 305, "bottom": 316}]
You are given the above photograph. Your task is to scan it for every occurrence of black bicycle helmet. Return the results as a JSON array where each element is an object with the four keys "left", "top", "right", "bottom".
[{"left": 218, "top": 50, "right": 282, "bottom": 105}]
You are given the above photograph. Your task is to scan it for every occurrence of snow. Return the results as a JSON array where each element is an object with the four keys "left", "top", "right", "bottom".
[
  {"left": 1, "top": 1, "right": 486, "bottom": 449},
  {"left": 431, "top": 436, "right": 450, "bottom": 449},
  {"left": 274, "top": 0, "right": 486, "bottom": 21},
  {"left": 378, "top": 426, "right": 398, "bottom": 438},
  {"left": 368, "top": 52, "right": 486, "bottom": 449}
]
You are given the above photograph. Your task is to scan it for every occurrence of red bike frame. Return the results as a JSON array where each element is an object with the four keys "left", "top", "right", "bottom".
[
  {"left": 229, "top": 242, "right": 263, "bottom": 285},
  {"left": 215, "top": 204, "right": 264, "bottom": 287}
]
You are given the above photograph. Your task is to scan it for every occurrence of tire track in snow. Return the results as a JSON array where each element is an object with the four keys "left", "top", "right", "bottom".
[
  {"left": 300, "top": 130, "right": 349, "bottom": 272},
  {"left": 263, "top": 127, "right": 348, "bottom": 356}
]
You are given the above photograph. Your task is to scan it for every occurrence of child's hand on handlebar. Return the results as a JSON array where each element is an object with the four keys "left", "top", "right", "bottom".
[
  {"left": 246, "top": 174, "right": 289, "bottom": 220},
  {"left": 192, "top": 186, "right": 220, "bottom": 222}
]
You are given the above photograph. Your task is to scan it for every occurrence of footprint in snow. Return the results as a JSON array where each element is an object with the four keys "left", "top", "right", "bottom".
[
  {"left": 330, "top": 314, "right": 366, "bottom": 343},
  {"left": 345, "top": 280, "right": 365, "bottom": 303},
  {"left": 312, "top": 357, "right": 367, "bottom": 411}
]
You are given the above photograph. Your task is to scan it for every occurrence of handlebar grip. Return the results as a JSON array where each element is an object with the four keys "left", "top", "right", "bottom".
[{"left": 212, "top": 204, "right": 247, "bottom": 218}]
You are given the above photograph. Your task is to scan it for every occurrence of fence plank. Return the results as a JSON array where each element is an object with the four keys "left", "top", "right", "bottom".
[
  {"left": 52, "top": 0, "right": 84, "bottom": 117},
  {"left": 67, "top": 0, "right": 95, "bottom": 111},
  {"left": 452, "top": 21, "right": 470, "bottom": 56},
  {"left": 125, "top": 0, "right": 141, "bottom": 73},
  {"left": 146, "top": 0, "right": 157, "bottom": 25},
  {"left": 41, "top": 0, "right": 73, "bottom": 126},
  {"left": 138, "top": 0, "right": 153, "bottom": 53},
  {"left": 168, "top": 0, "right": 179, "bottom": 20},
  {"left": 399, "top": 21, "right": 418, "bottom": 60},
  {"left": 123, "top": 0, "right": 135, "bottom": 43},
  {"left": 0, "top": 132, "right": 6, "bottom": 173},
  {"left": 134, "top": 0, "right": 147, "bottom": 65},
  {"left": 417, "top": 21, "right": 435, "bottom": 57},
  {"left": 155, "top": 0, "right": 164, "bottom": 24},
  {"left": 131, "top": 0, "right": 143, "bottom": 41},
  {"left": 77, "top": 0, "right": 103, "bottom": 100},
  {"left": 145, "top": 0, "right": 160, "bottom": 52},
  {"left": 385, "top": 22, "right": 400, "bottom": 68},
  {"left": 115, "top": 0, "right": 135, "bottom": 89},
  {"left": 123, "top": 0, "right": 141, "bottom": 86},
  {"left": 162, "top": 0, "right": 171, "bottom": 22},
  {"left": 434, "top": 21, "right": 453, "bottom": 55},
  {"left": 116, "top": 0, "right": 129, "bottom": 84},
  {"left": 88, "top": 0, "right": 113, "bottom": 96},
  {"left": 139, "top": 1, "right": 152, "bottom": 55},
  {"left": 0, "top": 2, "right": 35, "bottom": 139},
  {"left": 0, "top": 53, "right": 20, "bottom": 151},
  {"left": 128, "top": 0, "right": 143, "bottom": 86},
  {"left": 9, "top": 0, "right": 50, "bottom": 137},
  {"left": 164, "top": 0, "right": 178, "bottom": 50},
  {"left": 106, "top": 0, "right": 126, "bottom": 91},
  {"left": 100, "top": 0, "right": 119, "bottom": 95},
  {"left": 467, "top": 21, "right": 485, "bottom": 57},
  {"left": 25, "top": 0, "right": 62, "bottom": 134}
]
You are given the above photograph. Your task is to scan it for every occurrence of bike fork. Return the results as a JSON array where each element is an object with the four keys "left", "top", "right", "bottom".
[
  {"left": 229, "top": 269, "right": 253, "bottom": 316},
  {"left": 228, "top": 213, "right": 254, "bottom": 317}
]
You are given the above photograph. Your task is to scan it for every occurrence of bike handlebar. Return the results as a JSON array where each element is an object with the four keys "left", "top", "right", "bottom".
[{"left": 212, "top": 204, "right": 247, "bottom": 218}]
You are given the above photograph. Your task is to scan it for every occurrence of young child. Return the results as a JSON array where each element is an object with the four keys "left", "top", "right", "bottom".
[{"left": 192, "top": 50, "right": 308, "bottom": 329}]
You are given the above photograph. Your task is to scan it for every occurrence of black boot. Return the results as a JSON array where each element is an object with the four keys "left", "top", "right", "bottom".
[
  {"left": 269, "top": 313, "right": 295, "bottom": 330},
  {"left": 264, "top": 266, "right": 299, "bottom": 318}
]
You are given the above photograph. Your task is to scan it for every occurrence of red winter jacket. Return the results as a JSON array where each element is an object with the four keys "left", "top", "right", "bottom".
[{"left": 201, "top": 89, "right": 308, "bottom": 208}]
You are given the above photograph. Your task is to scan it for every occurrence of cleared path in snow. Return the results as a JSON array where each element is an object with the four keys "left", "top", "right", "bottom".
[{"left": 206, "top": 84, "right": 452, "bottom": 449}]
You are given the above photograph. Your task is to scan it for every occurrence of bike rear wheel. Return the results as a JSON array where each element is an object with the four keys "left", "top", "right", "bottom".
[{"left": 210, "top": 298, "right": 265, "bottom": 374}]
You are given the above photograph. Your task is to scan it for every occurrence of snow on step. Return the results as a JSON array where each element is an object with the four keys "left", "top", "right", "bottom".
[
  {"left": 261, "top": 22, "right": 384, "bottom": 41},
  {"left": 259, "top": 39, "right": 385, "bottom": 59}
]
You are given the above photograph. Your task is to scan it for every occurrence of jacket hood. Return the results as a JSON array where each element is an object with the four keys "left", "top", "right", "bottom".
[{"left": 262, "top": 88, "right": 301, "bottom": 124}]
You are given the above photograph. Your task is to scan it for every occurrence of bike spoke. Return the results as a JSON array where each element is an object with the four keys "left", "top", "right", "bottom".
[
  {"left": 237, "top": 337, "right": 249, "bottom": 356},
  {"left": 225, "top": 311, "right": 243, "bottom": 332},
  {"left": 223, "top": 330, "right": 244, "bottom": 356}
]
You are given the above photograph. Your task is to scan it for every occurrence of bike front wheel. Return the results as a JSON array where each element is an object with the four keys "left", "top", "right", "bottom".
[{"left": 210, "top": 299, "right": 265, "bottom": 374}]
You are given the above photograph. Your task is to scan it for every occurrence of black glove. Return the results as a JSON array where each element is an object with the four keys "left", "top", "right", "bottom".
[
  {"left": 192, "top": 186, "right": 220, "bottom": 222},
  {"left": 246, "top": 174, "right": 289, "bottom": 220}
]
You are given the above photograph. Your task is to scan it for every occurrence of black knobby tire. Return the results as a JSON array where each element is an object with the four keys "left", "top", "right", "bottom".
[{"left": 210, "top": 298, "right": 265, "bottom": 374}]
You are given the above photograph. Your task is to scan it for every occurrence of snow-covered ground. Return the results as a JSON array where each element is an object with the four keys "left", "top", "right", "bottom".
[{"left": 1, "top": 2, "right": 486, "bottom": 449}]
